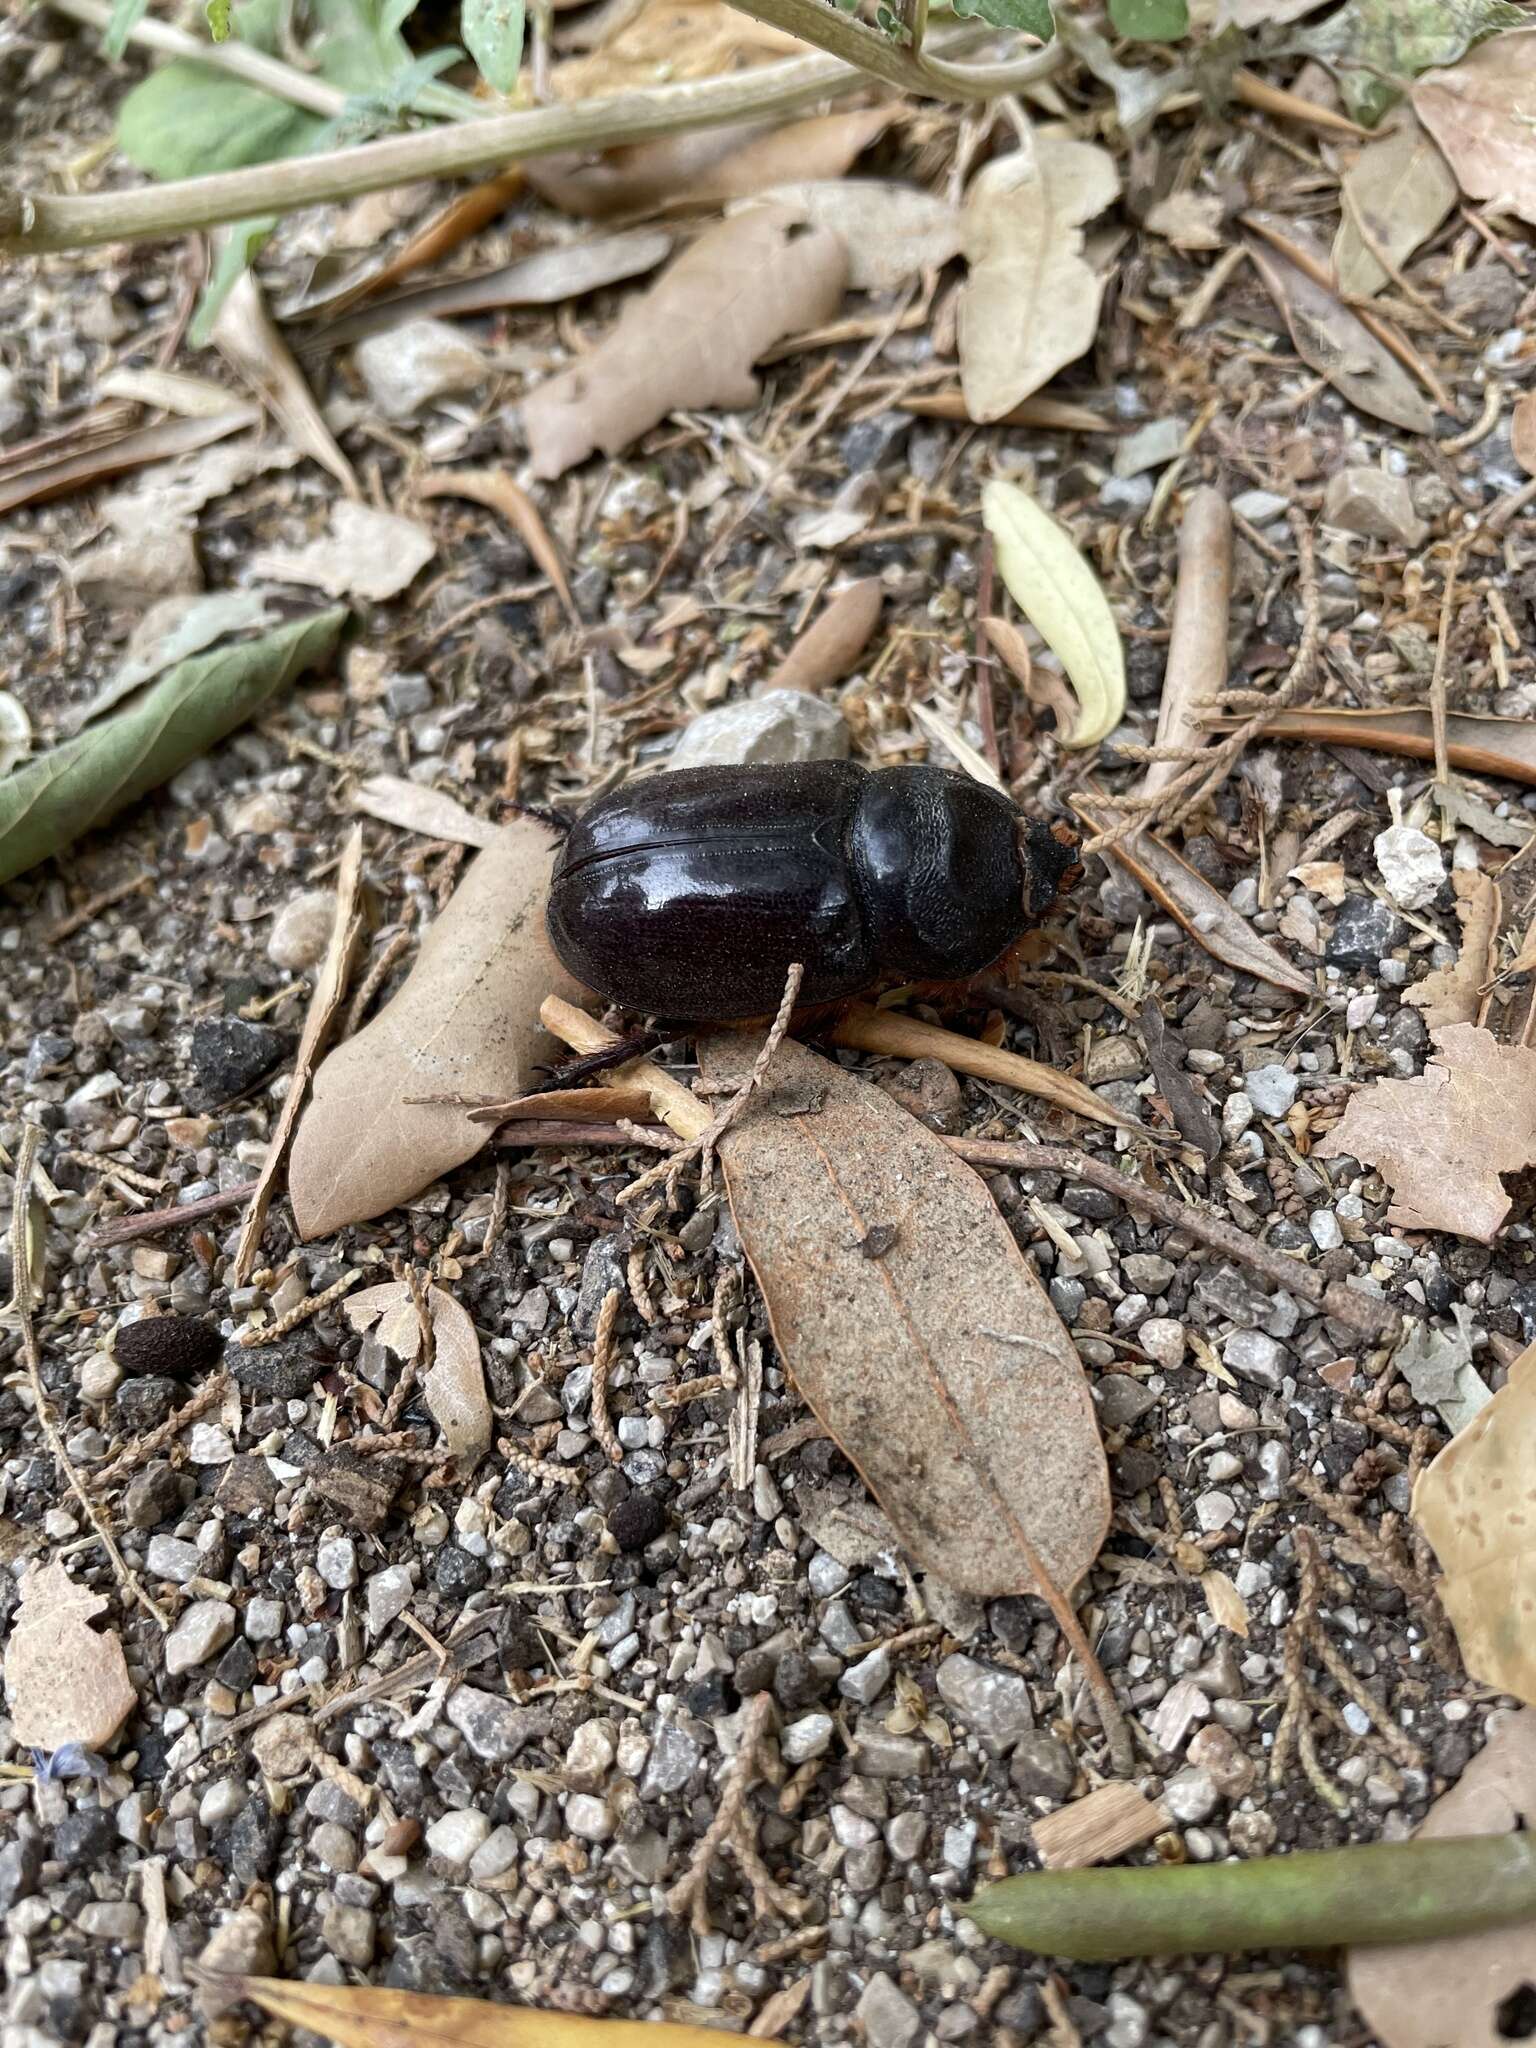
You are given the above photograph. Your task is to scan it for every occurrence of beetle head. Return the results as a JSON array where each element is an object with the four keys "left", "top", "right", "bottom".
[{"left": 1019, "top": 818, "right": 1083, "bottom": 919}]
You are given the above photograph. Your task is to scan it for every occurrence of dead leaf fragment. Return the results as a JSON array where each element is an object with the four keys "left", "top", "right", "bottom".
[
  {"left": 548, "top": 0, "right": 805, "bottom": 101},
  {"left": 213, "top": 268, "right": 357, "bottom": 496},
  {"left": 346, "top": 1280, "right": 490, "bottom": 1468},
  {"left": 1513, "top": 391, "right": 1536, "bottom": 478},
  {"left": 1236, "top": 703, "right": 1536, "bottom": 784},
  {"left": 352, "top": 775, "right": 498, "bottom": 848},
  {"left": 700, "top": 1032, "right": 1110, "bottom": 1597},
  {"left": 1407, "top": 868, "right": 1499, "bottom": 1028},
  {"left": 417, "top": 469, "right": 575, "bottom": 623},
  {"left": 1350, "top": 1708, "right": 1536, "bottom": 2044},
  {"left": 4, "top": 1559, "right": 136, "bottom": 1752},
  {"left": 1244, "top": 229, "right": 1435, "bottom": 435},
  {"left": 1317, "top": 1021, "right": 1536, "bottom": 1243},
  {"left": 759, "top": 579, "right": 882, "bottom": 695},
  {"left": 1414, "top": 31, "right": 1536, "bottom": 228},
  {"left": 251, "top": 501, "right": 436, "bottom": 602},
  {"left": 1143, "top": 190, "right": 1226, "bottom": 251},
  {"left": 959, "top": 135, "right": 1121, "bottom": 423},
  {"left": 523, "top": 206, "right": 846, "bottom": 480},
  {"left": 1396, "top": 1302, "right": 1492, "bottom": 1436},
  {"left": 289, "top": 819, "right": 584, "bottom": 1238},
  {"left": 1202, "top": 1568, "right": 1250, "bottom": 1638},
  {"left": 205, "top": 1975, "right": 763, "bottom": 2048},
  {"left": 734, "top": 180, "right": 962, "bottom": 290},
  {"left": 1333, "top": 109, "right": 1459, "bottom": 300}
]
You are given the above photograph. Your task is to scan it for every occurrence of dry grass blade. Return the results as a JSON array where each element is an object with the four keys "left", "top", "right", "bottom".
[
  {"left": 1230, "top": 706, "right": 1536, "bottom": 785},
  {"left": 898, "top": 390, "right": 1119, "bottom": 433},
  {"left": 351, "top": 775, "right": 498, "bottom": 848},
  {"left": 417, "top": 470, "right": 577, "bottom": 623},
  {"left": 233, "top": 826, "right": 367, "bottom": 1282},
  {"left": 0, "top": 409, "right": 257, "bottom": 517},
  {"left": 306, "top": 169, "right": 525, "bottom": 320},
  {"left": 1141, "top": 486, "right": 1231, "bottom": 802},
  {"left": 700, "top": 1031, "right": 1110, "bottom": 1598},
  {"left": 213, "top": 269, "right": 357, "bottom": 495}
]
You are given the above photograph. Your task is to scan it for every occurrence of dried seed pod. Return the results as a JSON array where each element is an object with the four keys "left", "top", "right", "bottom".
[{"left": 112, "top": 1314, "right": 223, "bottom": 1381}]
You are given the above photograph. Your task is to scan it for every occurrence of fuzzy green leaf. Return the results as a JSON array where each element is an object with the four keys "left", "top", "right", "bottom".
[
  {"left": 1295, "top": 0, "right": 1525, "bottom": 126},
  {"left": 1109, "top": 0, "right": 1187, "bottom": 40},
  {"left": 117, "top": 63, "right": 322, "bottom": 178},
  {"left": 462, "top": 0, "right": 525, "bottom": 92},
  {"left": 0, "top": 610, "right": 347, "bottom": 889},
  {"left": 951, "top": 0, "right": 1053, "bottom": 39},
  {"left": 104, "top": 0, "right": 148, "bottom": 59}
]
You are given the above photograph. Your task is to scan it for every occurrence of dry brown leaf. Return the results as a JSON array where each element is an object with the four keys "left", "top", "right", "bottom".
[
  {"left": 250, "top": 502, "right": 436, "bottom": 603},
  {"left": 760, "top": 579, "right": 882, "bottom": 695},
  {"left": 1142, "top": 486, "right": 1231, "bottom": 803},
  {"left": 1317, "top": 1021, "right": 1536, "bottom": 1243},
  {"left": 1202, "top": 1567, "right": 1250, "bottom": 1638},
  {"left": 549, "top": 0, "right": 804, "bottom": 100},
  {"left": 959, "top": 134, "right": 1121, "bottom": 424},
  {"left": 346, "top": 1280, "right": 490, "bottom": 1468},
  {"left": 351, "top": 775, "right": 498, "bottom": 848},
  {"left": 1414, "top": 31, "right": 1536, "bottom": 228},
  {"left": 1073, "top": 798, "right": 1314, "bottom": 998},
  {"left": 1413, "top": 1346, "right": 1536, "bottom": 1706},
  {"left": 417, "top": 470, "right": 575, "bottom": 623},
  {"left": 733, "top": 180, "right": 962, "bottom": 290},
  {"left": 983, "top": 614, "right": 1081, "bottom": 741},
  {"left": 1291, "top": 859, "right": 1347, "bottom": 904},
  {"left": 479, "top": 1085, "right": 653, "bottom": 1125},
  {"left": 0, "top": 409, "right": 259, "bottom": 518},
  {"left": 1513, "top": 391, "right": 1536, "bottom": 478},
  {"left": 1349, "top": 1708, "right": 1536, "bottom": 2043},
  {"left": 1332, "top": 108, "right": 1459, "bottom": 300},
  {"left": 899, "top": 390, "right": 1119, "bottom": 435},
  {"left": 3, "top": 1558, "right": 136, "bottom": 1752},
  {"left": 1407, "top": 868, "right": 1500, "bottom": 1029},
  {"left": 1030, "top": 1781, "right": 1168, "bottom": 1871},
  {"left": 289, "top": 820, "right": 583, "bottom": 1239},
  {"left": 1244, "top": 229, "right": 1435, "bottom": 435},
  {"left": 1142, "top": 191, "right": 1226, "bottom": 251},
  {"left": 212, "top": 268, "right": 357, "bottom": 496},
  {"left": 699, "top": 1031, "right": 1110, "bottom": 1597},
  {"left": 522, "top": 207, "right": 846, "bottom": 481},
  {"left": 526, "top": 108, "right": 892, "bottom": 220},
  {"left": 234, "top": 828, "right": 366, "bottom": 1283},
  {"left": 1235, "top": 703, "right": 1536, "bottom": 784},
  {"left": 206, "top": 1974, "right": 763, "bottom": 2048}
]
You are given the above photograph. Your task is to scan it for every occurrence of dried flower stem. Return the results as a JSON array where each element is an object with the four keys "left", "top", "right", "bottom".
[
  {"left": 590, "top": 1286, "right": 624, "bottom": 1468},
  {"left": 236, "top": 1268, "right": 362, "bottom": 1346}
]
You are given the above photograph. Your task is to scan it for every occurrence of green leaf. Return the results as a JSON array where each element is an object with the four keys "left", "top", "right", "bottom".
[
  {"left": 0, "top": 611, "right": 348, "bottom": 890},
  {"left": 104, "top": 0, "right": 148, "bottom": 58},
  {"left": 117, "top": 63, "right": 322, "bottom": 178},
  {"left": 189, "top": 216, "right": 279, "bottom": 346},
  {"left": 206, "top": 0, "right": 232, "bottom": 40},
  {"left": 951, "top": 0, "right": 1053, "bottom": 34},
  {"left": 1108, "top": 0, "right": 1187, "bottom": 41},
  {"left": 462, "top": 0, "right": 525, "bottom": 92},
  {"left": 1294, "top": 0, "right": 1524, "bottom": 126}
]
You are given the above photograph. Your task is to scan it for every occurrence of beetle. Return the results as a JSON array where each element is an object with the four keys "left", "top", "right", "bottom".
[{"left": 546, "top": 761, "right": 1080, "bottom": 1023}]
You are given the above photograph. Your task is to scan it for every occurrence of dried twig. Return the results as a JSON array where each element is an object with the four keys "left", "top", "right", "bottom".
[
  {"left": 590, "top": 1286, "right": 624, "bottom": 1468},
  {"left": 89, "top": 1179, "right": 258, "bottom": 1247},
  {"left": 665, "top": 1692, "right": 805, "bottom": 1934},
  {"left": 9, "top": 1127, "right": 168, "bottom": 1629}
]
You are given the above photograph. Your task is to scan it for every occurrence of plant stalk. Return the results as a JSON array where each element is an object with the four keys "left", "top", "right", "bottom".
[{"left": 3, "top": 14, "right": 1060, "bottom": 254}]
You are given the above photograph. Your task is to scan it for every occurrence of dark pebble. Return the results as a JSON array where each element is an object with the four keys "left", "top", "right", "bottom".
[
  {"left": 214, "top": 1637, "right": 259, "bottom": 1694},
  {"left": 734, "top": 1646, "right": 778, "bottom": 1696},
  {"left": 114, "top": 1377, "right": 179, "bottom": 1433},
  {"left": 122, "top": 1461, "right": 183, "bottom": 1531},
  {"left": 51, "top": 1806, "right": 117, "bottom": 1872},
  {"left": 226, "top": 1795, "right": 282, "bottom": 1883},
  {"left": 607, "top": 1490, "right": 665, "bottom": 1552},
  {"left": 773, "top": 1650, "right": 829, "bottom": 1710},
  {"left": 114, "top": 1315, "right": 221, "bottom": 1381},
  {"left": 1326, "top": 895, "right": 1405, "bottom": 967},
  {"left": 188, "top": 1017, "right": 291, "bottom": 1105},
  {"left": 1061, "top": 1182, "right": 1117, "bottom": 1222},
  {"left": 1009, "top": 1731, "right": 1076, "bottom": 1801},
  {"left": 498, "top": 1610, "right": 545, "bottom": 1675},
  {"left": 230, "top": 1343, "right": 325, "bottom": 1400},
  {"left": 434, "top": 1546, "right": 489, "bottom": 1598},
  {"left": 995, "top": 1984, "right": 1045, "bottom": 2039},
  {"left": 683, "top": 1673, "right": 734, "bottom": 1718}
]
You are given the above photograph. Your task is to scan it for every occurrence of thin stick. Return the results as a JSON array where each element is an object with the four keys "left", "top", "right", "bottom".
[
  {"left": 0, "top": 21, "right": 1060, "bottom": 254},
  {"left": 1430, "top": 541, "right": 1464, "bottom": 789},
  {"left": 590, "top": 1286, "right": 624, "bottom": 1467},
  {"left": 10, "top": 1128, "right": 168, "bottom": 1630},
  {"left": 1140, "top": 487, "right": 1232, "bottom": 805},
  {"left": 89, "top": 1179, "right": 257, "bottom": 1247}
]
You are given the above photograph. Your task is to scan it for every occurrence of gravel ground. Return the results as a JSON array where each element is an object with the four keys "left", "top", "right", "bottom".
[{"left": 4, "top": 10, "right": 1536, "bottom": 2047}]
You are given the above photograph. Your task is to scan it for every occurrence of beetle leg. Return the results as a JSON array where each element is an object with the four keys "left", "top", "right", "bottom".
[
  {"left": 527, "top": 1025, "right": 668, "bottom": 1094},
  {"left": 506, "top": 800, "right": 575, "bottom": 837}
]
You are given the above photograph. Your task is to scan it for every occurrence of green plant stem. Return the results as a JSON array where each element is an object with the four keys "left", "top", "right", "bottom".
[
  {"left": 966, "top": 1835, "right": 1536, "bottom": 1961},
  {"left": 3, "top": 12, "right": 1061, "bottom": 253}
]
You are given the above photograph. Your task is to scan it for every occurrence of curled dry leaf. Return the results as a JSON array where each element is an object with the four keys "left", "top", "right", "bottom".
[
  {"left": 1413, "top": 30, "right": 1536, "bottom": 227},
  {"left": 205, "top": 1974, "right": 763, "bottom": 2048},
  {"left": 346, "top": 1280, "right": 490, "bottom": 1468},
  {"left": 3, "top": 1559, "right": 136, "bottom": 1752},
  {"left": 250, "top": 501, "right": 436, "bottom": 603},
  {"left": 1073, "top": 797, "right": 1315, "bottom": 998},
  {"left": 213, "top": 268, "right": 357, "bottom": 496},
  {"left": 1244, "top": 227, "right": 1435, "bottom": 435},
  {"left": 959, "top": 134, "right": 1121, "bottom": 424},
  {"left": 1332, "top": 108, "right": 1459, "bottom": 299},
  {"left": 982, "top": 480, "right": 1126, "bottom": 751},
  {"left": 288, "top": 819, "right": 584, "bottom": 1238},
  {"left": 548, "top": 0, "right": 804, "bottom": 100},
  {"left": 480, "top": 1085, "right": 653, "bottom": 1125},
  {"left": 1349, "top": 1708, "right": 1536, "bottom": 2044},
  {"left": 528, "top": 107, "right": 893, "bottom": 220},
  {"left": 759, "top": 579, "right": 882, "bottom": 695},
  {"left": 1142, "top": 486, "right": 1231, "bottom": 802},
  {"left": 983, "top": 614, "right": 1081, "bottom": 741},
  {"left": 417, "top": 469, "right": 575, "bottom": 623},
  {"left": 351, "top": 775, "right": 498, "bottom": 848},
  {"left": 699, "top": 1031, "right": 1110, "bottom": 1597},
  {"left": 1317, "top": 1021, "right": 1536, "bottom": 1243},
  {"left": 522, "top": 207, "right": 846, "bottom": 482},
  {"left": 1406, "top": 868, "right": 1499, "bottom": 1028},
  {"left": 733, "top": 180, "right": 962, "bottom": 290}
]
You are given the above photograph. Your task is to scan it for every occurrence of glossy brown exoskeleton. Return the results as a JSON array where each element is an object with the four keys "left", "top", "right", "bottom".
[{"left": 546, "top": 762, "right": 1079, "bottom": 1022}]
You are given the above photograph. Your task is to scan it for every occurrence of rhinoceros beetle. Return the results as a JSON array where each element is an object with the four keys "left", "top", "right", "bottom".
[{"left": 546, "top": 761, "right": 1080, "bottom": 1023}]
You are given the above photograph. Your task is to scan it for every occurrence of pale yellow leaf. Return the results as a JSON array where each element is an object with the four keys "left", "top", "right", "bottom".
[
  {"left": 959, "top": 133, "right": 1120, "bottom": 424},
  {"left": 1202, "top": 1567, "right": 1250, "bottom": 1638},
  {"left": 981, "top": 479, "right": 1126, "bottom": 750},
  {"left": 352, "top": 775, "right": 498, "bottom": 849}
]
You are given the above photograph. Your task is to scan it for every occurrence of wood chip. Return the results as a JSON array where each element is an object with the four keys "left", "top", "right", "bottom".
[{"left": 1031, "top": 1780, "right": 1170, "bottom": 1871}]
